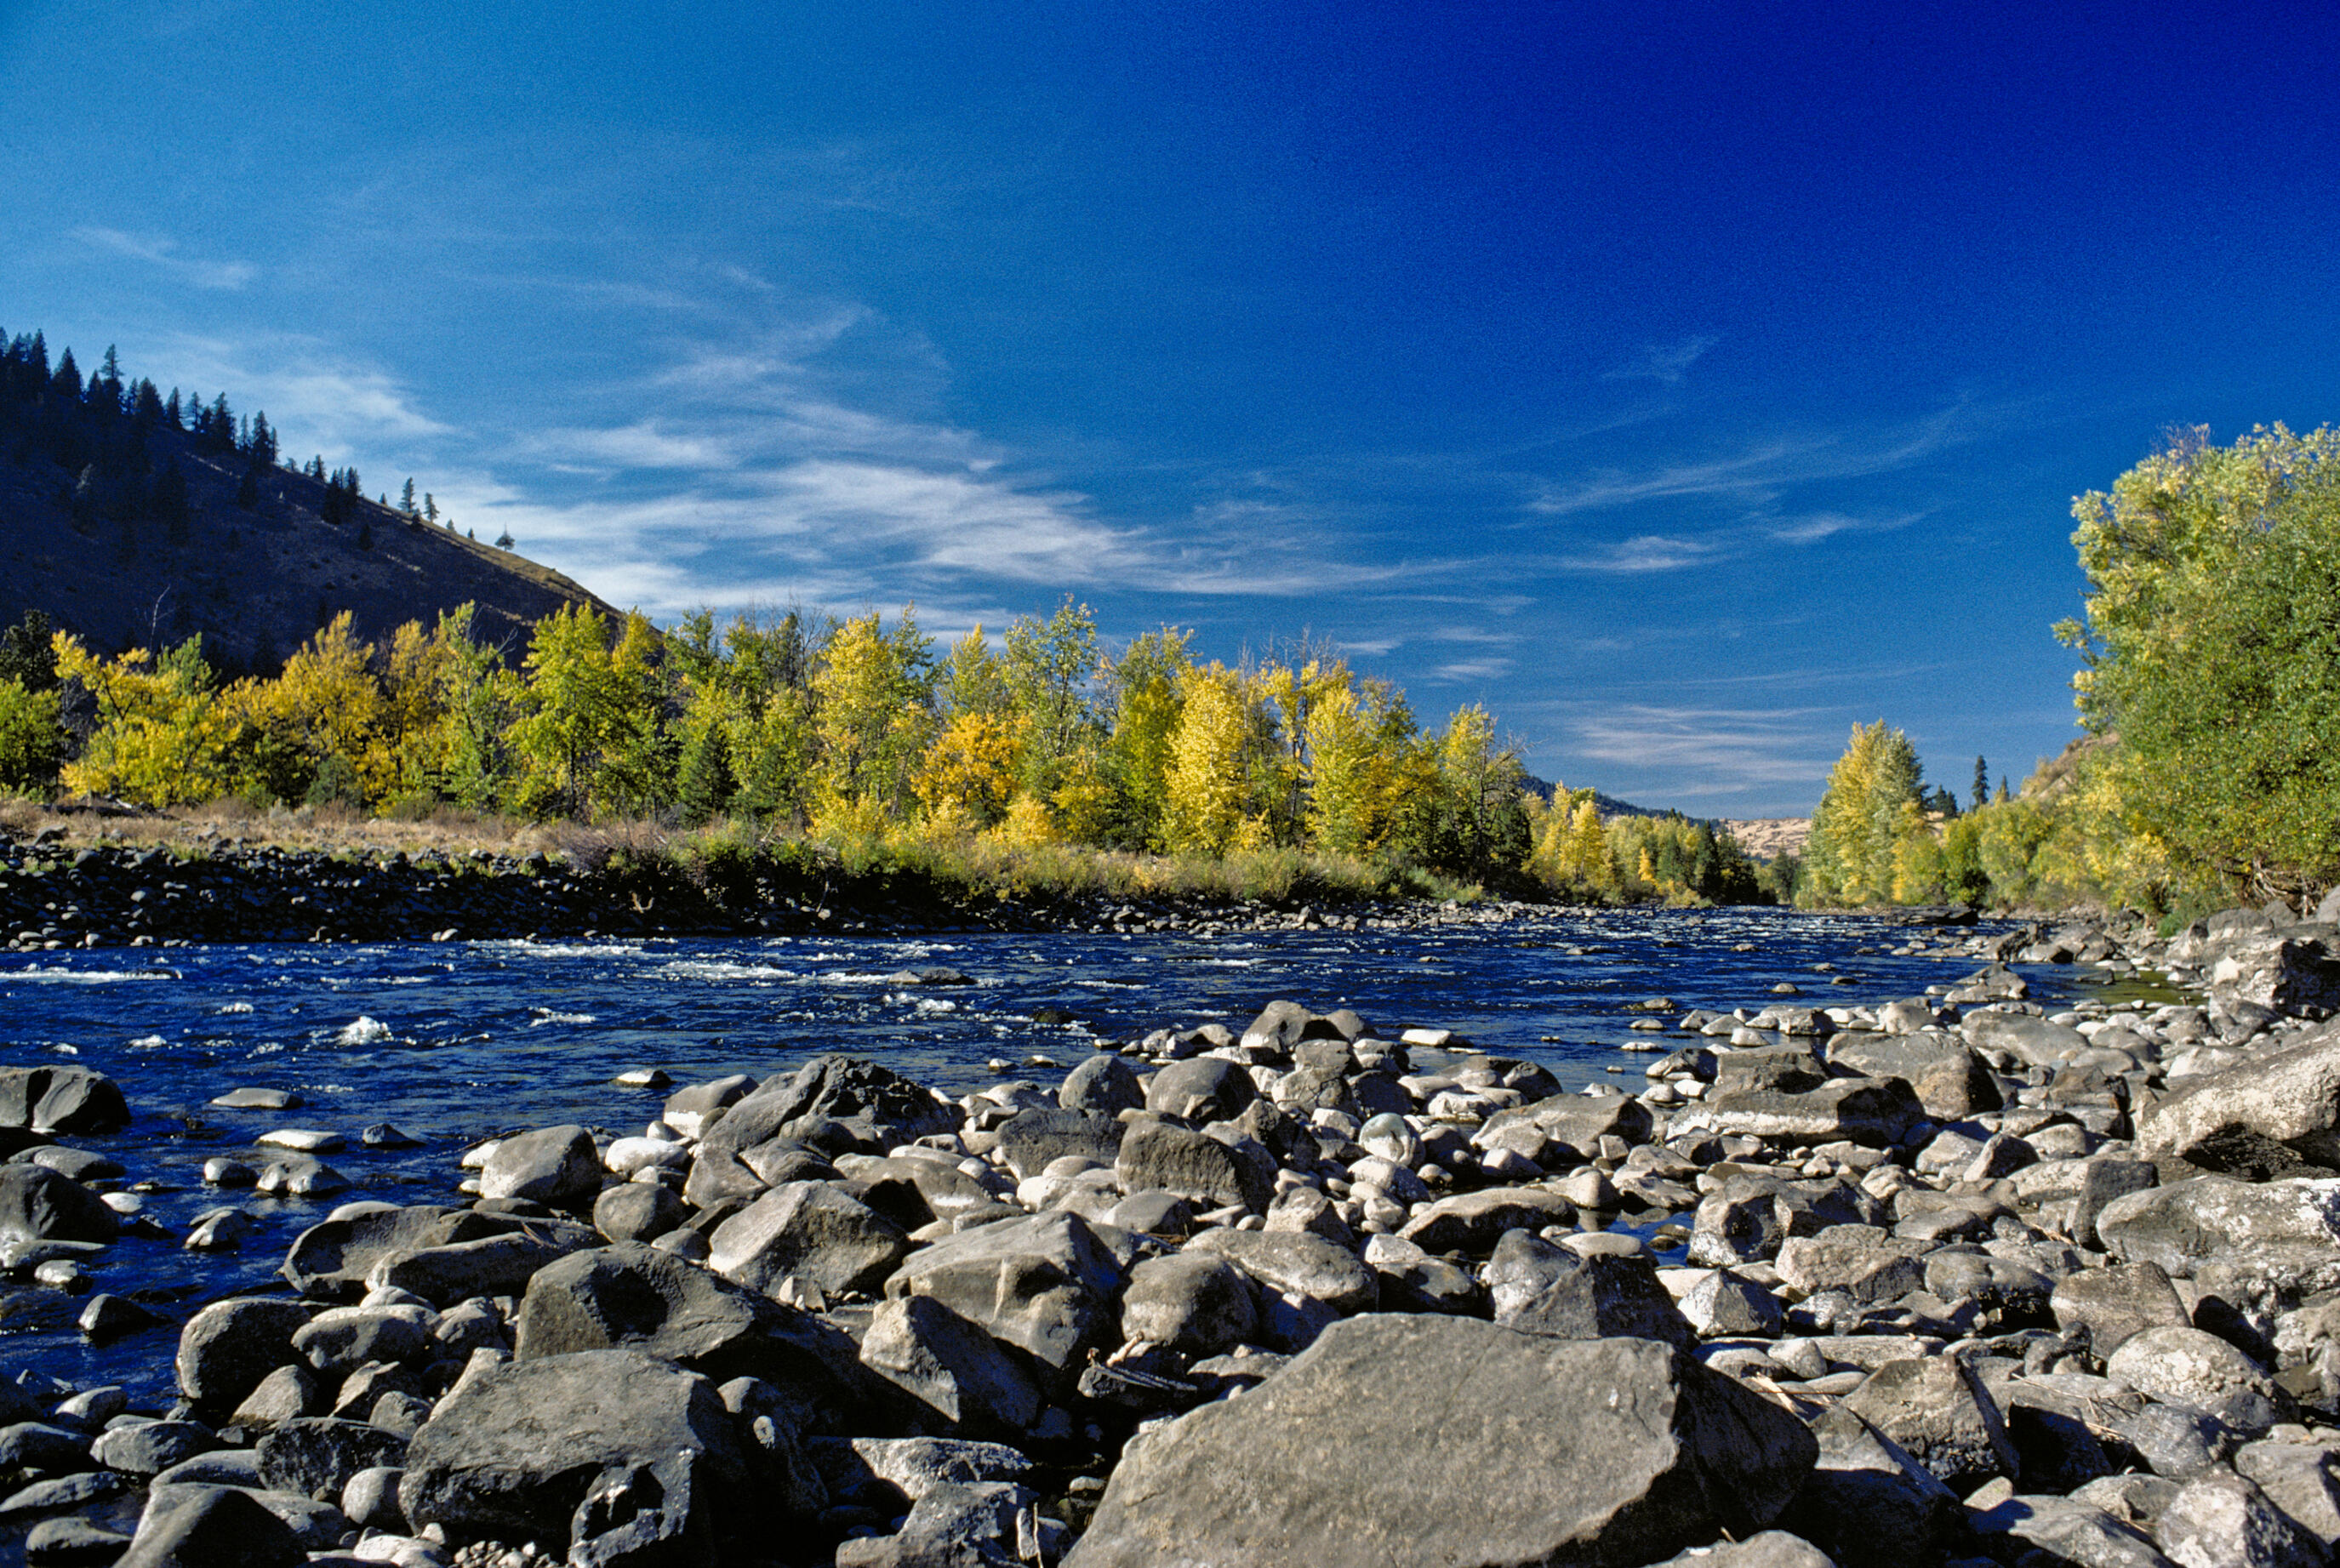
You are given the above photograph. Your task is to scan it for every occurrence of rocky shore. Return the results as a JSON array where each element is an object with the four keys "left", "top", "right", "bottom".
[
  {"left": 10, "top": 899, "right": 2340, "bottom": 1565},
  {"left": 0, "top": 830, "right": 1521, "bottom": 953}
]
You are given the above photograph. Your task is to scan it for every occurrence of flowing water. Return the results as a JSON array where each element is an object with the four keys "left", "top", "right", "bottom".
[{"left": 0, "top": 907, "right": 2169, "bottom": 1408}]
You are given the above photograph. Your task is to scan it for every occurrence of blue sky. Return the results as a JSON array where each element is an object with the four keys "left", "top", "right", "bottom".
[{"left": 7, "top": 1, "right": 2339, "bottom": 815}]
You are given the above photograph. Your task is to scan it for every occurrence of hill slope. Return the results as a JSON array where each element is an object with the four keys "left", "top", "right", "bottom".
[{"left": 0, "top": 335, "right": 616, "bottom": 673}]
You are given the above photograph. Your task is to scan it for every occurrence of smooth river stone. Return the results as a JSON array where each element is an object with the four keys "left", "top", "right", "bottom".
[
  {"left": 257, "top": 1128, "right": 345, "bottom": 1154},
  {"left": 212, "top": 1087, "right": 304, "bottom": 1110}
]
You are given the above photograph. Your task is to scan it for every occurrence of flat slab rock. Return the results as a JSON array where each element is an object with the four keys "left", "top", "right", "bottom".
[{"left": 1065, "top": 1314, "right": 1817, "bottom": 1568}]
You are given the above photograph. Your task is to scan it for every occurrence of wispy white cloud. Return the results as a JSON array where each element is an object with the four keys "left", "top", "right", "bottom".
[
  {"left": 147, "top": 334, "right": 452, "bottom": 452},
  {"left": 1603, "top": 334, "right": 1718, "bottom": 385},
  {"left": 1568, "top": 704, "right": 1840, "bottom": 792},
  {"left": 71, "top": 226, "right": 254, "bottom": 290},
  {"left": 1556, "top": 534, "right": 1721, "bottom": 573},
  {"left": 1528, "top": 404, "right": 1979, "bottom": 518},
  {"left": 1431, "top": 657, "right": 1514, "bottom": 683}
]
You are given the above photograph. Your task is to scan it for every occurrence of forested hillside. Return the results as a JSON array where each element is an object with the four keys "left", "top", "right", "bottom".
[{"left": 0, "top": 328, "right": 613, "bottom": 676}]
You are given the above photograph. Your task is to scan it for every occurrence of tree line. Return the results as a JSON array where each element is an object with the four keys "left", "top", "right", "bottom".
[
  {"left": 1801, "top": 423, "right": 2340, "bottom": 916},
  {"left": 0, "top": 593, "right": 1777, "bottom": 904}
]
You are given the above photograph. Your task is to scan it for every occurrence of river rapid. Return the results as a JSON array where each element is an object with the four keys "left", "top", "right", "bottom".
[{"left": 0, "top": 906, "right": 2169, "bottom": 1410}]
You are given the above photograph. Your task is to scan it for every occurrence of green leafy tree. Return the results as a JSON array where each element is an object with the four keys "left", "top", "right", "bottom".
[
  {"left": 1801, "top": 721, "right": 1924, "bottom": 906},
  {"left": 2061, "top": 424, "right": 2340, "bottom": 899}
]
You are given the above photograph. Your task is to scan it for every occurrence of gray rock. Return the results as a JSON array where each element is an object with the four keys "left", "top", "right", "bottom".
[
  {"left": 255, "top": 1417, "right": 407, "bottom": 1500},
  {"left": 661, "top": 1073, "right": 756, "bottom": 1139},
  {"left": 279, "top": 1205, "right": 506, "bottom": 1299},
  {"left": 1471, "top": 1090, "right": 1654, "bottom": 1163},
  {"left": 1776, "top": 1228, "right": 1926, "bottom": 1305},
  {"left": 2097, "top": 1177, "right": 2340, "bottom": 1292},
  {"left": 859, "top": 1295, "right": 1043, "bottom": 1437},
  {"left": 78, "top": 1291, "right": 165, "bottom": 1340},
  {"left": 1144, "top": 1058, "right": 1258, "bottom": 1123},
  {"left": 2106, "top": 1326, "right": 2291, "bottom": 1439},
  {"left": 23, "top": 1515, "right": 132, "bottom": 1563},
  {"left": 2154, "top": 1469, "right": 2321, "bottom": 1568},
  {"left": 592, "top": 1181, "right": 688, "bottom": 1244},
  {"left": 399, "top": 1348, "right": 751, "bottom": 1555},
  {"left": 694, "top": 1057, "right": 956, "bottom": 1166},
  {"left": 988, "top": 1108, "right": 1126, "bottom": 1183},
  {"left": 1118, "top": 1253, "right": 1258, "bottom": 1354},
  {"left": 2140, "top": 1022, "right": 2340, "bottom": 1172},
  {"left": 835, "top": 1478, "right": 1041, "bottom": 1568},
  {"left": 112, "top": 1483, "right": 303, "bottom": 1568},
  {"left": 2052, "top": 1261, "right": 2190, "bottom": 1358},
  {"left": 515, "top": 1240, "right": 800, "bottom": 1384},
  {"left": 340, "top": 1464, "right": 406, "bottom": 1533},
  {"left": 291, "top": 1304, "right": 433, "bottom": 1376},
  {"left": 1650, "top": 1533, "right": 1838, "bottom": 1567},
  {"left": 1059, "top": 1055, "right": 1145, "bottom": 1115},
  {"left": 1968, "top": 1494, "right": 2176, "bottom": 1568},
  {"left": 1839, "top": 1356, "right": 2018, "bottom": 1496},
  {"left": 1064, "top": 1316, "right": 1817, "bottom": 1568},
  {"left": 0, "top": 1066, "right": 129, "bottom": 1135},
  {"left": 1963, "top": 1011, "right": 2090, "bottom": 1068},
  {"left": 1397, "top": 1186, "right": 1578, "bottom": 1255},
  {"left": 1679, "top": 1270, "right": 1786, "bottom": 1338},
  {"left": 813, "top": 1434, "right": 1036, "bottom": 1508},
  {"left": 707, "top": 1180, "right": 911, "bottom": 1298},
  {"left": 2234, "top": 1441, "right": 2340, "bottom": 1553},
  {"left": 1778, "top": 1404, "right": 1960, "bottom": 1568},
  {"left": 1676, "top": 1076, "right": 1925, "bottom": 1148},
  {"left": 888, "top": 1211, "right": 1126, "bottom": 1381},
  {"left": 229, "top": 1363, "right": 324, "bottom": 1429},
  {"left": 1828, "top": 1031, "right": 2001, "bottom": 1119},
  {"left": 1113, "top": 1119, "right": 1274, "bottom": 1213},
  {"left": 90, "top": 1420, "right": 217, "bottom": 1477},
  {"left": 1185, "top": 1228, "right": 1378, "bottom": 1315},
  {"left": 477, "top": 1125, "right": 599, "bottom": 1206},
  {"left": 1493, "top": 1240, "right": 1696, "bottom": 1349},
  {"left": 0, "top": 1421, "right": 92, "bottom": 1474},
  {"left": 0, "top": 1165, "right": 118, "bottom": 1246},
  {"left": 375, "top": 1226, "right": 596, "bottom": 1307},
  {"left": 175, "top": 1297, "right": 312, "bottom": 1416}
]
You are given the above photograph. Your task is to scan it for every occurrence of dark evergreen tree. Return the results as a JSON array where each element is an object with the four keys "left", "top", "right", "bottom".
[
  {"left": 236, "top": 463, "right": 260, "bottom": 510},
  {"left": 0, "top": 611, "right": 58, "bottom": 691},
  {"left": 51, "top": 347, "right": 81, "bottom": 403},
  {"left": 676, "top": 721, "right": 737, "bottom": 824},
  {"left": 400, "top": 477, "right": 417, "bottom": 514},
  {"left": 1971, "top": 755, "right": 1989, "bottom": 811},
  {"left": 357, "top": 517, "right": 374, "bottom": 550}
]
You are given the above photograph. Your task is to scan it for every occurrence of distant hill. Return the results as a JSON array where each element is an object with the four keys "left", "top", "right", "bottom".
[
  {"left": 1520, "top": 774, "right": 1664, "bottom": 818},
  {"left": 0, "top": 330, "right": 616, "bottom": 675}
]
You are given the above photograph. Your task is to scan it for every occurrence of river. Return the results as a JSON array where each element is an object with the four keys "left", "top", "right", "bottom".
[{"left": 0, "top": 906, "right": 2169, "bottom": 1408}]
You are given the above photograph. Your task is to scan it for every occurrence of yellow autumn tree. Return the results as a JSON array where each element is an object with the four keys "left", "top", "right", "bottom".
[
  {"left": 810, "top": 608, "right": 935, "bottom": 838},
  {"left": 54, "top": 632, "right": 237, "bottom": 806},
  {"left": 914, "top": 710, "right": 1024, "bottom": 834},
  {"left": 1162, "top": 661, "right": 1260, "bottom": 853},
  {"left": 230, "top": 612, "right": 386, "bottom": 803}
]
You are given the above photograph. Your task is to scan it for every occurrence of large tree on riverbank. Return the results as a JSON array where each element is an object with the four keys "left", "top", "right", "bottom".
[{"left": 2060, "top": 424, "right": 2340, "bottom": 900}]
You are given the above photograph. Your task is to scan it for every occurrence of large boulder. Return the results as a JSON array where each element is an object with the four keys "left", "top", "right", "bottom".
[
  {"left": 988, "top": 1109, "right": 1126, "bottom": 1183},
  {"left": 887, "top": 1211, "right": 1125, "bottom": 1380},
  {"left": 478, "top": 1125, "right": 600, "bottom": 1206},
  {"left": 707, "top": 1182, "right": 911, "bottom": 1298},
  {"left": 1826, "top": 1032, "right": 2002, "bottom": 1120},
  {"left": 696, "top": 1057, "right": 956, "bottom": 1167},
  {"left": 254, "top": 1417, "right": 408, "bottom": 1500},
  {"left": 2206, "top": 934, "right": 2340, "bottom": 1018},
  {"left": 2050, "top": 1262, "right": 2191, "bottom": 1359},
  {"left": 1398, "top": 1187, "right": 1578, "bottom": 1255},
  {"left": 1114, "top": 1120, "right": 1275, "bottom": 1213},
  {"left": 1185, "top": 1229, "right": 1378, "bottom": 1315},
  {"left": 1119, "top": 1254, "right": 1257, "bottom": 1355},
  {"left": 1486, "top": 1232, "right": 1694, "bottom": 1349},
  {"left": 1778, "top": 1405, "right": 1963, "bottom": 1568},
  {"left": 2139, "top": 1023, "right": 2340, "bottom": 1170},
  {"left": 114, "top": 1484, "right": 304, "bottom": 1568},
  {"left": 400, "top": 1348, "right": 754, "bottom": 1559},
  {"left": 1059, "top": 1055, "right": 1145, "bottom": 1116},
  {"left": 1473, "top": 1091, "right": 1654, "bottom": 1162},
  {"left": 1064, "top": 1316, "right": 1817, "bottom": 1568},
  {"left": 1962, "top": 1011, "right": 2089, "bottom": 1068},
  {"left": 2105, "top": 1326, "right": 2291, "bottom": 1439},
  {"left": 375, "top": 1226, "right": 597, "bottom": 1307},
  {"left": 2097, "top": 1177, "right": 2340, "bottom": 1291},
  {"left": 0, "top": 1065, "right": 129, "bottom": 1135},
  {"left": 176, "top": 1297, "right": 314, "bottom": 1417},
  {"left": 281, "top": 1205, "right": 508, "bottom": 1299},
  {"left": 514, "top": 1240, "right": 800, "bottom": 1383},
  {"left": 1840, "top": 1356, "right": 2019, "bottom": 1497},
  {"left": 1675, "top": 1076, "right": 1924, "bottom": 1148},
  {"left": 1144, "top": 1058, "right": 1258, "bottom": 1123},
  {"left": 0, "top": 1163, "right": 119, "bottom": 1246},
  {"left": 858, "top": 1295, "right": 1043, "bottom": 1437}
]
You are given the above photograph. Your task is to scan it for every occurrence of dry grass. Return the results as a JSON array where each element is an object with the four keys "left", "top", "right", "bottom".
[{"left": 3, "top": 795, "right": 563, "bottom": 860}]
